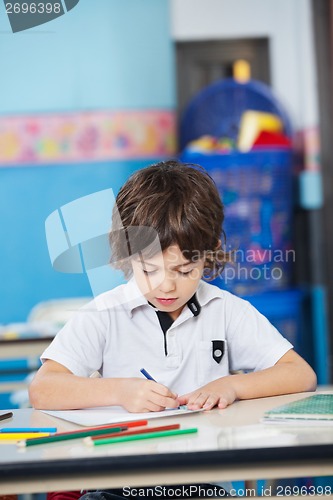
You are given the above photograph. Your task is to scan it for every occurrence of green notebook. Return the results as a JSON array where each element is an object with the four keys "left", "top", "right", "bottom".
[{"left": 263, "top": 394, "right": 333, "bottom": 422}]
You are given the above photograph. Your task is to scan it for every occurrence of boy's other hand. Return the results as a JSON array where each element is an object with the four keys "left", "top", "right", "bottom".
[
  {"left": 177, "top": 380, "right": 237, "bottom": 411},
  {"left": 118, "top": 378, "right": 178, "bottom": 413}
]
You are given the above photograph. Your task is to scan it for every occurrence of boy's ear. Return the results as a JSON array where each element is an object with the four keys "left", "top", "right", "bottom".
[{"left": 215, "top": 239, "right": 222, "bottom": 250}]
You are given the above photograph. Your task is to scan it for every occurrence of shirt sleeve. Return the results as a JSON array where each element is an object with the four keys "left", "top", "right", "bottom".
[
  {"left": 225, "top": 295, "right": 293, "bottom": 372},
  {"left": 41, "top": 303, "right": 109, "bottom": 377}
]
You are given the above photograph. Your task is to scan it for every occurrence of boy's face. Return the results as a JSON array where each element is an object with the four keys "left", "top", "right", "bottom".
[{"left": 132, "top": 245, "right": 205, "bottom": 321}]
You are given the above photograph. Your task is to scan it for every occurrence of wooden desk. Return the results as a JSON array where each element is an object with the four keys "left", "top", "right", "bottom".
[{"left": 0, "top": 390, "right": 332, "bottom": 495}]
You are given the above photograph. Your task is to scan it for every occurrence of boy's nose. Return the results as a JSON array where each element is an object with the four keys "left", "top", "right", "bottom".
[{"left": 158, "top": 274, "right": 176, "bottom": 292}]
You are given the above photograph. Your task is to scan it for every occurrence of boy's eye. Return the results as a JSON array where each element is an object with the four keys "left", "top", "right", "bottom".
[
  {"left": 142, "top": 269, "right": 157, "bottom": 275},
  {"left": 178, "top": 269, "right": 193, "bottom": 276},
  {"left": 141, "top": 268, "right": 194, "bottom": 276}
]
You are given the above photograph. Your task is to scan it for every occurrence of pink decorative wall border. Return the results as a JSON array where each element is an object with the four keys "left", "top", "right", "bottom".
[{"left": 0, "top": 110, "right": 176, "bottom": 166}]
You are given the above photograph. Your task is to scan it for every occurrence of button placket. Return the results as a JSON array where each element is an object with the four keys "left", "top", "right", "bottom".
[{"left": 165, "top": 329, "right": 180, "bottom": 368}]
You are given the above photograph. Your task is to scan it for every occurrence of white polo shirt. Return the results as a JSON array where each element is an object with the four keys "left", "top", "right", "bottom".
[{"left": 41, "top": 279, "right": 293, "bottom": 395}]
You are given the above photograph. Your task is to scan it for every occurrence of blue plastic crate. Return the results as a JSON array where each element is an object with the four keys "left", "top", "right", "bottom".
[
  {"left": 0, "top": 357, "right": 41, "bottom": 409},
  {"left": 0, "top": 393, "right": 17, "bottom": 410},
  {"left": 182, "top": 150, "right": 294, "bottom": 294}
]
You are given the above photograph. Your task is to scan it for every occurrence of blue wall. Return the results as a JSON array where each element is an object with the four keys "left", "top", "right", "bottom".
[
  {"left": 0, "top": 160, "right": 156, "bottom": 323},
  {"left": 0, "top": 0, "right": 175, "bottom": 112},
  {"left": 0, "top": 0, "right": 175, "bottom": 323}
]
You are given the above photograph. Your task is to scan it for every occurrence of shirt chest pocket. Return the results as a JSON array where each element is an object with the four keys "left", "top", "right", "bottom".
[{"left": 196, "top": 339, "right": 229, "bottom": 385}]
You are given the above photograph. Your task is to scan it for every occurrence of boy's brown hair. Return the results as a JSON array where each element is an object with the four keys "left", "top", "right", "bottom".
[{"left": 109, "top": 160, "right": 230, "bottom": 279}]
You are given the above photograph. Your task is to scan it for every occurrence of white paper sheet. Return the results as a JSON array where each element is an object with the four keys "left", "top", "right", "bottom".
[{"left": 43, "top": 406, "right": 200, "bottom": 427}]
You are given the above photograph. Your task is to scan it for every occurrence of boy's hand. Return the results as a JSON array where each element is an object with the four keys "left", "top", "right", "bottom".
[
  {"left": 177, "top": 379, "right": 237, "bottom": 410},
  {"left": 118, "top": 378, "right": 179, "bottom": 413}
]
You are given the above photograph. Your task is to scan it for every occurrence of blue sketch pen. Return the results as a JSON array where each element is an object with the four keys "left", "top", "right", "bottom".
[
  {"left": 140, "top": 368, "right": 186, "bottom": 410},
  {"left": 140, "top": 368, "right": 156, "bottom": 381}
]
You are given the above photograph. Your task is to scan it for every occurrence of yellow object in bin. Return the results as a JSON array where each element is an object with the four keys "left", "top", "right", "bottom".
[
  {"left": 238, "top": 110, "right": 283, "bottom": 152},
  {"left": 188, "top": 135, "right": 217, "bottom": 152},
  {"left": 233, "top": 59, "right": 251, "bottom": 83}
]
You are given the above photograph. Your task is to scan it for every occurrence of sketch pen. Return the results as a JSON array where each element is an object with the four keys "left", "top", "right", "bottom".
[
  {"left": 71, "top": 420, "right": 148, "bottom": 433},
  {"left": 0, "top": 412, "right": 13, "bottom": 422},
  {"left": 87, "top": 427, "right": 198, "bottom": 446},
  {"left": 0, "top": 427, "right": 57, "bottom": 433},
  {"left": 0, "top": 432, "right": 52, "bottom": 440},
  {"left": 65, "top": 420, "right": 148, "bottom": 436},
  {"left": 3, "top": 422, "right": 146, "bottom": 434},
  {"left": 87, "top": 423, "right": 181, "bottom": 443},
  {"left": 140, "top": 369, "right": 186, "bottom": 410},
  {"left": 17, "top": 420, "right": 147, "bottom": 447},
  {"left": 140, "top": 368, "right": 156, "bottom": 381},
  {"left": 18, "top": 425, "right": 127, "bottom": 448}
]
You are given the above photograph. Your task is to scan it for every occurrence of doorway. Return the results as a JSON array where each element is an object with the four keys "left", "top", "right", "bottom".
[{"left": 176, "top": 38, "right": 270, "bottom": 120}]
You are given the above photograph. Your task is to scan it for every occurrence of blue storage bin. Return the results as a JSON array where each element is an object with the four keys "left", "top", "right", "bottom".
[
  {"left": 180, "top": 78, "right": 294, "bottom": 294},
  {"left": 179, "top": 78, "right": 292, "bottom": 150},
  {"left": 182, "top": 149, "right": 294, "bottom": 294}
]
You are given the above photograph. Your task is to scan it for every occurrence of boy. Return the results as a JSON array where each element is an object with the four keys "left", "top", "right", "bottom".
[{"left": 30, "top": 160, "right": 316, "bottom": 498}]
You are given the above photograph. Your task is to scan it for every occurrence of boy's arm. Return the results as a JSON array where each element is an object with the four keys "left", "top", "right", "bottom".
[
  {"left": 29, "top": 360, "right": 178, "bottom": 412},
  {"left": 177, "top": 349, "right": 317, "bottom": 410}
]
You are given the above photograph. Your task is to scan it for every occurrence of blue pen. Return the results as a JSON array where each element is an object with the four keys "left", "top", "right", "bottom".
[
  {"left": 140, "top": 368, "right": 156, "bottom": 381},
  {"left": 140, "top": 368, "right": 187, "bottom": 411},
  {"left": 0, "top": 427, "right": 57, "bottom": 433}
]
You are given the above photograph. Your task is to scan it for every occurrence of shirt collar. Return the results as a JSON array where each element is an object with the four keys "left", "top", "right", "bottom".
[
  {"left": 122, "top": 278, "right": 148, "bottom": 316},
  {"left": 196, "top": 280, "right": 224, "bottom": 307}
]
